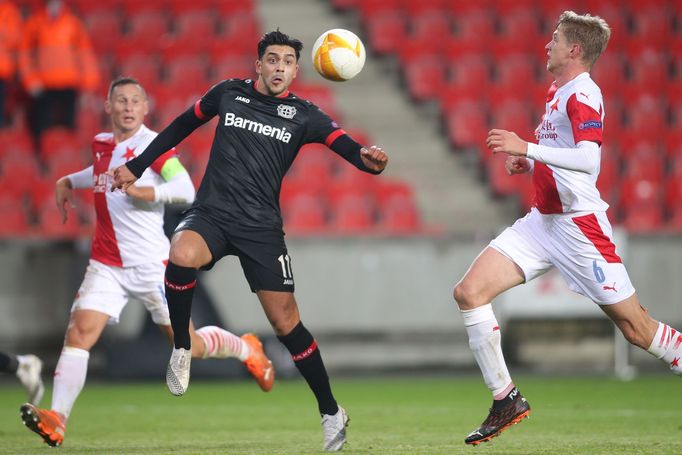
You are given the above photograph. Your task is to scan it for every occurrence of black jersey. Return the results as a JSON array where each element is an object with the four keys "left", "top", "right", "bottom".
[
  {"left": 126, "top": 78, "right": 378, "bottom": 231},
  {"left": 191, "top": 79, "right": 345, "bottom": 229}
]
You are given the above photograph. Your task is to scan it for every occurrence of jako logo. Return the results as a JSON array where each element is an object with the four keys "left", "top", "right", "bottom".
[
  {"left": 224, "top": 112, "right": 292, "bottom": 143},
  {"left": 235, "top": 96, "right": 250, "bottom": 103},
  {"left": 578, "top": 120, "right": 602, "bottom": 130}
]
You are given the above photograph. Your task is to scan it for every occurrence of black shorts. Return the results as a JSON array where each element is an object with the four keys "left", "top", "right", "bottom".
[{"left": 175, "top": 209, "right": 294, "bottom": 293}]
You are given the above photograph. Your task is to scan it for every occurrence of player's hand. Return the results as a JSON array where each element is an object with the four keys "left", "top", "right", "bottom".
[
  {"left": 360, "top": 146, "right": 388, "bottom": 172},
  {"left": 55, "top": 176, "right": 75, "bottom": 224},
  {"left": 505, "top": 156, "right": 532, "bottom": 175},
  {"left": 108, "top": 164, "right": 138, "bottom": 192},
  {"left": 486, "top": 129, "right": 528, "bottom": 156}
]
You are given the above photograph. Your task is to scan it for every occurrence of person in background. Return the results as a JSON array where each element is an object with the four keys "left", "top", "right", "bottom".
[
  {"left": 0, "top": 0, "right": 22, "bottom": 127},
  {"left": 18, "top": 0, "right": 99, "bottom": 152}
]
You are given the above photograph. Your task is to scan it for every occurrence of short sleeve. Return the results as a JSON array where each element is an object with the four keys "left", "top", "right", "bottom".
[
  {"left": 194, "top": 81, "right": 228, "bottom": 120},
  {"left": 566, "top": 93, "right": 603, "bottom": 145},
  {"left": 304, "top": 104, "right": 346, "bottom": 146}
]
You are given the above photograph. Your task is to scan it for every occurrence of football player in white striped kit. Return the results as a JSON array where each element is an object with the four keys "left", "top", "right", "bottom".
[
  {"left": 454, "top": 11, "right": 682, "bottom": 445},
  {"left": 20, "top": 77, "right": 273, "bottom": 448}
]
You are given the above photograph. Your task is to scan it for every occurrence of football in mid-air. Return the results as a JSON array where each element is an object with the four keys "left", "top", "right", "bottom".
[{"left": 311, "top": 29, "right": 366, "bottom": 82}]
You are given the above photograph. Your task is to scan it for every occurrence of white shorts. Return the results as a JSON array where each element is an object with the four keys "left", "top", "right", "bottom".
[
  {"left": 72, "top": 259, "right": 171, "bottom": 325},
  {"left": 489, "top": 208, "right": 636, "bottom": 305}
]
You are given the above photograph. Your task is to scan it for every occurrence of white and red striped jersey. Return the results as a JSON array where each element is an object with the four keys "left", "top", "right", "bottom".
[
  {"left": 532, "top": 72, "right": 609, "bottom": 214},
  {"left": 90, "top": 125, "right": 176, "bottom": 267}
]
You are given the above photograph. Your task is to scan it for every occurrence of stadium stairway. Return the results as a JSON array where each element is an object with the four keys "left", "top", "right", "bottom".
[{"left": 257, "top": 0, "right": 516, "bottom": 238}]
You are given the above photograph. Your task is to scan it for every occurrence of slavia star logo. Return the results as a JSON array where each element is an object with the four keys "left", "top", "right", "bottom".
[{"left": 123, "top": 147, "right": 136, "bottom": 161}]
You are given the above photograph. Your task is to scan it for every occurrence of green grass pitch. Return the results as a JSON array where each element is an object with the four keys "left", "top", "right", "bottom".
[{"left": 1, "top": 375, "right": 680, "bottom": 454}]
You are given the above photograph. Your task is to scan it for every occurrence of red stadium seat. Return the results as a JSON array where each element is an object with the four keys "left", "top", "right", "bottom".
[
  {"left": 596, "top": 150, "right": 619, "bottom": 203},
  {"left": 329, "top": 194, "right": 375, "bottom": 234},
  {"left": 591, "top": 52, "right": 627, "bottom": 94},
  {"left": 486, "top": 153, "right": 520, "bottom": 197},
  {"left": 623, "top": 94, "right": 668, "bottom": 144},
  {"left": 215, "top": 0, "right": 255, "bottom": 16},
  {"left": 404, "top": 0, "right": 448, "bottom": 16},
  {"left": 358, "top": 0, "right": 401, "bottom": 20},
  {"left": 282, "top": 194, "right": 328, "bottom": 235},
  {"left": 0, "top": 201, "right": 30, "bottom": 238},
  {"left": 36, "top": 202, "right": 81, "bottom": 239},
  {"left": 362, "top": 11, "right": 407, "bottom": 56},
  {"left": 404, "top": 55, "right": 446, "bottom": 102},
  {"left": 452, "top": 9, "right": 495, "bottom": 44},
  {"left": 626, "top": 47, "right": 669, "bottom": 89},
  {"left": 84, "top": 10, "right": 123, "bottom": 53},
  {"left": 378, "top": 195, "right": 420, "bottom": 234},
  {"left": 620, "top": 204, "right": 664, "bottom": 234},
  {"left": 444, "top": 100, "right": 488, "bottom": 149},
  {"left": 164, "top": 55, "right": 209, "bottom": 89},
  {"left": 618, "top": 176, "right": 662, "bottom": 211},
  {"left": 123, "top": 11, "right": 171, "bottom": 47},
  {"left": 410, "top": 11, "right": 453, "bottom": 47},
  {"left": 222, "top": 13, "right": 260, "bottom": 44},
  {"left": 492, "top": 53, "right": 540, "bottom": 100},
  {"left": 497, "top": 9, "right": 542, "bottom": 53},
  {"left": 116, "top": 53, "right": 161, "bottom": 87},
  {"left": 629, "top": 5, "right": 672, "bottom": 47}
]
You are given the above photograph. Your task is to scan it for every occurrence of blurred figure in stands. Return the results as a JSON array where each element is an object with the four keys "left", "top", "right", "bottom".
[
  {"left": 0, "top": 351, "right": 44, "bottom": 405},
  {"left": 0, "top": 0, "right": 22, "bottom": 127},
  {"left": 18, "top": 0, "right": 99, "bottom": 152}
]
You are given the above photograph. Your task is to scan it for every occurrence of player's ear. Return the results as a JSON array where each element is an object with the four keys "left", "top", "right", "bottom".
[
  {"left": 255, "top": 59, "right": 262, "bottom": 76},
  {"left": 104, "top": 99, "right": 111, "bottom": 115}
]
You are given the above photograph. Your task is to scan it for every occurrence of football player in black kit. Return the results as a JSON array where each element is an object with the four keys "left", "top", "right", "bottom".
[{"left": 110, "top": 30, "right": 388, "bottom": 451}]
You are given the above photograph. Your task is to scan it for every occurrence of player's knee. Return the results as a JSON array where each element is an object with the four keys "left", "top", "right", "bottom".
[
  {"left": 169, "top": 246, "right": 201, "bottom": 268},
  {"left": 64, "top": 324, "right": 97, "bottom": 350},
  {"left": 453, "top": 281, "right": 481, "bottom": 310}
]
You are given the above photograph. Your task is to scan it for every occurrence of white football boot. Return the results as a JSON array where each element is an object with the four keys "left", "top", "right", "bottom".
[
  {"left": 321, "top": 406, "right": 349, "bottom": 451},
  {"left": 166, "top": 348, "right": 191, "bottom": 396}
]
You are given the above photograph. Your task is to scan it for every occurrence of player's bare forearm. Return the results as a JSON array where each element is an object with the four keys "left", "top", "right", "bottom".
[
  {"left": 55, "top": 177, "right": 74, "bottom": 223},
  {"left": 486, "top": 129, "right": 528, "bottom": 157},
  {"left": 108, "top": 164, "right": 138, "bottom": 191},
  {"left": 124, "top": 185, "right": 155, "bottom": 202},
  {"left": 360, "top": 146, "right": 388, "bottom": 172}
]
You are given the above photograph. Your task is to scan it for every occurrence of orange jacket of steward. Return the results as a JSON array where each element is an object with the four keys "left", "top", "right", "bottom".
[
  {"left": 0, "top": 0, "right": 22, "bottom": 80},
  {"left": 19, "top": 6, "right": 99, "bottom": 92}
]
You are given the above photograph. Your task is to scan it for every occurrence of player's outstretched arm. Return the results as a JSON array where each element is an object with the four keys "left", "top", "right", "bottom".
[{"left": 360, "top": 146, "right": 389, "bottom": 173}]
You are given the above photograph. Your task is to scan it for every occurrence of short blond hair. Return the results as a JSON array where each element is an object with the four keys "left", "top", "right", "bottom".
[{"left": 558, "top": 10, "right": 611, "bottom": 68}]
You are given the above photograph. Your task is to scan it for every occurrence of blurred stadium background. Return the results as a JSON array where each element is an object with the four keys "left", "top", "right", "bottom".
[{"left": 1, "top": 0, "right": 681, "bottom": 386}]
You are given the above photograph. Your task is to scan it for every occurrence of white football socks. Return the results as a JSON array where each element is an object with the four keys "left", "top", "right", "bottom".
[
  {"left": 461, "top": 304, "right": 513, "bottom": 397},
  {"left": 51, "top": 346, "right": 89, "bottom": 419},
  {"left": 196, "top": 326, "right": 250, "bottom": 361},
  {"left": 647, "top": 322, "right": 682, "bottom": 376}
]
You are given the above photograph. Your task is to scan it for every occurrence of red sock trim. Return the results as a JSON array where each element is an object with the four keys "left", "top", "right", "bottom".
[
  {"left": 291, "top": 340, "right": 318, "bottom": 362},
  {"left": 165, "top": 278, "right": 197, "bottom": 291}
]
